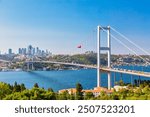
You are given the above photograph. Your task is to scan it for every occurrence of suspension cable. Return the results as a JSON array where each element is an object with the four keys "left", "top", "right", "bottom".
[
  {"left": 100, "top": 26, "right": 150, "bottom": 65},
  {"left": 110, "top": 26, "right": 150, "bottom": 55}
]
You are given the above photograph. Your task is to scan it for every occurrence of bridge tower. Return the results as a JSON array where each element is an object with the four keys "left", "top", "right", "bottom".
[
  {"left": 27, "top": 62, "right": 34, "bottom": 71},
  {"left": 97, "top": 25, "right": 111, "bottom": 90},
  {"left": 27, "top": 57, "right": 34, "bottom": 71}
]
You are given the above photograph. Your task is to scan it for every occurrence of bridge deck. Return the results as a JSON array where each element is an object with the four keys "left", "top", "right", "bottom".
[
  {"left": 26, "top": 61, "right": 150, "bottom": 78},
  {"left": 101, "top": 68, "right": 150, "bottom": 78}
]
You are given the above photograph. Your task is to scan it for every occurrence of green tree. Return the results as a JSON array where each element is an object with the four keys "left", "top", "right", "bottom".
[
  {"left": 84, "top": 92, "right": 94, "bottom": 100},
  {"left": 0, "top": 82, "right": 12, "bottom": 99},
  {"left": 20, "top": 83, "right": 26, "bottom": 92},
  {"left": 48, "top": 88, "right": 54, "bottom": 92},
  {"left": 13, "top": 82, "right": 21, "bottom": 92},
  {"left": 58, "top": 90, "right": 70, "bottom": 100},
  {"left": 142, "top": 85, "right": 150, "bottom": 94},
  {"left": 33, "top": 83, "right": 39, "bottom": 88},
  {"left": 70, "top": 94, "right": 75, "bottom": 100},
  {"left": 119, "top": 80, "right": 124, "bottom": 86},
  {"left": 97, "top": 91, "right": 109, "bottom": 100},
  {"left": 134, "top": 88, "right": 142, "bottom": 97},
  {"left": 76, "top": 83, "right": 83, "bottom": 100},
  {"left": 118, "top": 88, "right": 128, "bottom": 100}
]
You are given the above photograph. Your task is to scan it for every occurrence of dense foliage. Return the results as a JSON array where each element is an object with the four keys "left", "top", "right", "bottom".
[
  {"left": 76, "top": 83, "right": 83, "bottom": 100},
  {"left": 1, "top": 81, "right": 150, "bottom": 100}
]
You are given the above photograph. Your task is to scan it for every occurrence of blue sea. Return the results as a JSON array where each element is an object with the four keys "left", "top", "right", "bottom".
[{"left": 0, "top": 65, "right": 150, "bottom": 91}]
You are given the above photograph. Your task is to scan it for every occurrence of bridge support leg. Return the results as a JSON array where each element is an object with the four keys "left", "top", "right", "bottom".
[
  {"left": 97, "top": 26, "right": 101, "bottom": 87},
  {"left": 31, "top": 63, "right": 34, "bottom": 70},
  {"left": 97, "top": 69, "right": 101, "bottom": 87},
  {"left": 107, "top": 26, "right": 111, "bottom": 90},
  {"left": 97, "top": 25, "right": 111, "bottom": 89},
  {"left": 27, "top": 63, "right": 30, "bottom": 71},
  {"left": 108, "top": 72, "right": 111, "bottom": 90},
  {"left": 114, "top": 72, "right": 116, "bottom": 86}
]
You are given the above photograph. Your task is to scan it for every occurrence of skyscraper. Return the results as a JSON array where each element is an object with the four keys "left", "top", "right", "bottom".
[
  {"left": 8, "top": 49, "right": 12, "bottom": 55},
  {"left": 22, "top": 48, "right": 27, "bottom": 55},
  {"left": 32, "top": 48, "right": 35, "bottom": 55},
  {"left": 28, "top": 45, "right": 32, "bottom": 55},
  {"left": 36, "top": 47, "right": 39, "bottom": 55},
  {"left": 18, "top": 48, "right": 22, "bottom": 54}
]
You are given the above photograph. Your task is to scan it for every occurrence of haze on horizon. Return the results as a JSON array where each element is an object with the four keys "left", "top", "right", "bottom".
[{"left": 0, "top": 0, "right": 150, "bottom": 55}]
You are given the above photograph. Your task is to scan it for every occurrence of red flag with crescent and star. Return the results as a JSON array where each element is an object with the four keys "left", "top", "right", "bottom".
[{"left": 77, "top": 45, "right": 82, "bottom": 48}]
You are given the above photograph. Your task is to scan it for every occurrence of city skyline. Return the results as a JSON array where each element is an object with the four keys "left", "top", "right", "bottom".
[
  {"left": 0, "top": 44, "right": 51, "bottom": 55},
  {"left": 0, "top": 0, "right": 150, "bottom": 55}
]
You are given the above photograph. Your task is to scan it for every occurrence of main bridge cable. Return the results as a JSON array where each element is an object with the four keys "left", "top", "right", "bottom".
[
  {"left": 110, "top": 26, "right": 150, "bottom": 55},
  {"left": 110, "top": 27, "right": 149, "bottom": 71},
  {"left": 100, "top": 26, "right": 150, "bottom": 65}
]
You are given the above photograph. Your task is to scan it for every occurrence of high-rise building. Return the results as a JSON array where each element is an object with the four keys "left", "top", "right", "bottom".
[
  {"left": 46, "top": 49, "right": 48, "bottom": 54},
  {"left": 32, "top": 48, "right": 35, "bottom": 55},
  {"left": 41, "top": 50, "right": 45, "bottom": 56},
  {"left": 18, "top": 48, "right": 22, "bottom": 54},
  {"left": 8, "top": 49, "right": 12, "bottom": 55},
  {"left": 17, "top": 45, "right": 51, "bottom": 56},
  {"left": 22, "top": 48, "right": 27, "bottom": 55},
  {"left": 28, "top": 45, "right": 32, "bottom": 55},
  {"left": 36, "top": 47, "right": 39, "bottom": 55},
  {"left": 38, "top": 50, "right": 41, "bottom": 55}
]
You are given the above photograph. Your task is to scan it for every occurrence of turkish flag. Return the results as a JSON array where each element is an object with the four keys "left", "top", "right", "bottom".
[{"left": 77, "top": 45, "right": 81, "bottom": 48}]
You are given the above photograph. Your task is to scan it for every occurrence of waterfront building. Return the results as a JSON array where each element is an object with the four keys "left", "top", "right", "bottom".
[
  {"left": 59, "top": 88, "right": 76, "bottom": 95},
  {"left": 83, "top": 87, "right": 112, "bottom": 97},
  {"left": 59, "top": 87, "right": 113, "bottom": 97},
  {"left": 113, "top": 85, "right": 127, "bottom": 91}
]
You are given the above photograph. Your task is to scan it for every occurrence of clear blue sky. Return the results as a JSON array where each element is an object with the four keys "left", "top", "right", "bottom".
[{"left": 0, "top": 0, "right": 150, "bottom": 54}]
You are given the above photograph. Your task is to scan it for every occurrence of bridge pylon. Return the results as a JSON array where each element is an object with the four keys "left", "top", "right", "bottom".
[
  {"left": 27, "top": 62, "right": 34, "bottom": 71},
  {"left": 97, "top": 25, "right": 111, "bottom": 90}
]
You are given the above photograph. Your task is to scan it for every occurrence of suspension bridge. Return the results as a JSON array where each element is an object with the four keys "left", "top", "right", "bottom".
[
  {"left": 1, "top": 25, "right": 150, "bottom": 90},
  {"left": 25, "top": 60, "right": 150, "bottom": 77}
]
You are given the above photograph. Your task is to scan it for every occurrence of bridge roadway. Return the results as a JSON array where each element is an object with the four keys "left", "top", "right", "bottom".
[
  {"left": 26, "top": 61, "right": 150, "bottom": 78},
  {"left": 1, "top": 59, "right": 149, "bottom": 77},
  {"left": 0, "top": 59, "right": 10, "bottom": 63}
]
